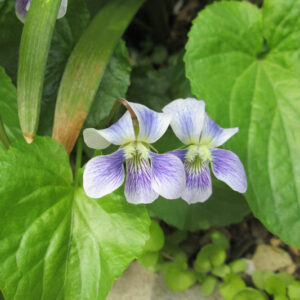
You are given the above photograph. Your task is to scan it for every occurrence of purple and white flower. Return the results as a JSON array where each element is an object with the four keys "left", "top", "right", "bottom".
[
  {"left": 83, "top": 101, "right": 185, "bottom": 204},
  {"left": 16, "top": 0, "right": 68, "bottom": 23},
  {"left": 163, "top": 98, "right": 247, "bottom": 204}
]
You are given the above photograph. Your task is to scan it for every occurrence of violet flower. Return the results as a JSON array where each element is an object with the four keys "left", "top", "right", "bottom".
[
  {"left": 163, "top": 98, "right": 247, "bottom": 204},
  {"left": 16, "top": 0, "right": 67, "bottom": 23},
  {"left": 83, "top": 100, "right": 185, "bottom": 204}
]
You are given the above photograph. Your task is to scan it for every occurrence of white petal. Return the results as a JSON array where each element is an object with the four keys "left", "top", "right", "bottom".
[
  {"left": 163, "top": 98, "right": 205, "bottom": 144},
  {"left": 182, "top": 162, "right": 212, "bottom": 204},
  {"left": 57, "top": 0, "right": 68, "bottom": 19},
  {"left": 83, "top": 150, "right": 125, "bottom": 198},
  {"left": 200, "top": 113, "right": 238, "bottom": 147},
  {"left": 125, "top": 158, "right": 158, "bottom": 204},
  {"left": 83, "top": 111, "right": 135, "bottom": 149},
  {"left": 150, "top": 152, "right": 185, "bottom": 199},
  {"left": 128, "top": 101, "right": 171, "bottom": 143},
  {"left": 211, "top": 148, "right": 247, "bottom": 193}
]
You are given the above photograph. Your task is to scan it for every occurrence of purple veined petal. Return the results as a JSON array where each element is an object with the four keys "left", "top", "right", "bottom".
[
  {"left": 83, "top": 111, "right": 135, "bottom": 149},
  {"left": 150, "top": 152, "right": 186, "bottom": 199},
  {"left": 125, "top": 158, "right": 158, "bottom": 204},
  {"left": 182, "top": 162, "right": 212, "bottom": 204},
  {"left": 200, "top": 113, "right": 238, "bottom": 147},
  {"left": 16, "top": 0, "right": 68, "bottom": 23},
  {"left": 83, "top": 150, "right": 125, "bottom": 199},
  {"left": 169, "top": 149, "right": 188, "bottom": 163},
  {"left": 211, "top": 148, "right": 247, "bottom": 193},
  {"left": 15, "top": 0, "right": 28, "bottom": 22},
  {"left": 163, "top": 98, "right": 205, "bottom": 145},
  {"left": 127, "top": 101, "right": 171, "bottom": 144}
]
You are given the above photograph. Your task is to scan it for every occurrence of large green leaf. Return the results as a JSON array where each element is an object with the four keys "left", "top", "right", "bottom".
[
  {"left": 127, "top": 54, "right": 249, "bottom": 230},
  {"left": 52, "top": 0, "right": 144, "bottom": 153},
  {"left": 0, "top": 137, "right": 150, "bottom": 299},
  {"left": 18, "top": 0, "right": 62, "bottom": 142},
  {"left": 84, "top": 41, "right": 131, "bottom": 128},
  {"left": 0, "top": 67, "right": 21, "bottom": 151},
  {"left": 185, "top": 0, "right": 300, "bottom": 245},
  {"left": 38, "top": 0, "right": 90, "bottom": 136}
]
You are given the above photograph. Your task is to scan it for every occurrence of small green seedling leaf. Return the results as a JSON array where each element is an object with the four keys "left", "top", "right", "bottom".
[
  {"left": 252, "top": 271, "right": 273, "bottom": 290},
  {"left": 274, "top": 296, "right": 289, "bottom": 300},
  {"left": 220, "top": 274, "right": 246, "bottom": 300},
  {"left": 212, "top": 264, "right": 231, "bottom": 278},
  {"left": 265, "top": 275, "right": 286, "bottom": 296},
  {"left": 229, "top": 259, "right": 247, "bottom": 274},
  {"left": 173, "top": 251, "right": 188, "bottom": 270},
  {"left": 276, "top": 273, "right": 295, "bottom": 286},
  {"left": 200, "top": 276, "right": 218, "bottom": 296},
  {"left": 165, "top": 230, "right": 188, "bottom": 245},
  {"left": 143, "top": 220, "right": 165, "bottom": 252},
  {"left": 233, "top": 288, "right": 268, "bottom": 300},
  {"left": 210, "top": 230, "right": 230, "bottom": 249},
  {"left": 194, "top": 253, "right": 211, "bottom": 274},
  {"left": 138, "top": 251, "right": 160, "bottom": 271},
  {"left": 165, "top": 263, "right": 196, "bottom": 291},
  {"left": 288, "top": 281, "right": 300, "bottom": 299}
]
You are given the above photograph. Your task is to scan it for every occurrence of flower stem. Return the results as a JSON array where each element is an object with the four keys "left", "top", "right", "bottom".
[
  {"left": 100, "top": 98, "right": 137, "bottom": 129},
  {"left": 74, "top": 135, "right": 83, "bottom": 187},
  {"left": 0, "top": 117, "right": 10, "bottom": 149}
]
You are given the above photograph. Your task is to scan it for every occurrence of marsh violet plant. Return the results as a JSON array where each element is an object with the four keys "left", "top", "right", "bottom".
[
  {"left": 15, "top": 0, "right": 68, "bottom": 22},
  {"left": 163, "top": 98, "right": 247, "bottom": 204},
  {"left": 83, "top": 100, "right": 185, "bottom": 204}
]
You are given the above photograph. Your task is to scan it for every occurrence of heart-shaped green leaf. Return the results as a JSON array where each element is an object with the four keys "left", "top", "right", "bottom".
[
  {"left": 185, "top": 0, "right": 300, "bottom": 246},
  {"left": 0, "top": 137, "right": 150, "bottom": 300}
]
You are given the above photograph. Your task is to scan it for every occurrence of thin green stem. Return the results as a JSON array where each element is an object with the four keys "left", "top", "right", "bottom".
[
  {"left": 74, "top": 136, "right": 83, "bottom": 187},
  {"left": 0, "top": 117, "right": 10, "bottom": 149}
]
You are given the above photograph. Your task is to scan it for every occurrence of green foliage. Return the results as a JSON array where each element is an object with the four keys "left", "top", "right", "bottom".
[
  {"left": 194, "top": 244, "right": 227, "bottom": 273},
  {"left": 210, "top": 230, "right": 230, "bottom": 250},
  {"left": 220, "top": 274, "right": 246, "bottom": 300},
  {"left": 200, "top": 275, "right": 217, "bottom": 296},
  {"left": 52, "top": 0, "right": 144, "bottom": 153},
  {"left": 0, "top": 0, "right": 22, "bottom": 78},
  {"left": 233, "top": 288, "right": 267, "bottom": 300},
  {"left": 288, "top": 281, "right": 300, "bottom": 299},
  {"left": 85, "top": 41, "right": 131, "bottom": 128},
  {"left": 38, "top": 0, "right": 90, "bottom": 136},
  {"left": 185, "top": 0, "right": 300, "bottom": 247},
  {"left": 137, "top": 251, "right": 160, "bottom": 271},
  {"left": 0, "top": 137, "right": 150, "bottom": 300},
  {"left": 229, "top": 259, "right": 248, "bottom": 274},
  {"left": 164, "top": 262, "right": 196, "bottom": 291},
  {"left": 143, "top": 220, "right": 165, "bottom": 252},
  {"left": 17, "top": 0, "right": 62, "bottom": 140},
  {"left": 0, "top": 67, "right": 22, "bottom": 150},
  {"left": 265, "top": 275, "right": 286, "bottom": 296}
]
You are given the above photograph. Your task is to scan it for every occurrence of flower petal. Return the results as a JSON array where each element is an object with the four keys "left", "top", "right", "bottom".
[
  {"left": 83, "top": 111, "right": 135, "bottom": 149},
  {"left": 200, "top": 113, "right": 238, "bottom": 147},
  {"left": 211, "top": 148, "right": 247, "bottom": 193},
  {"left": 125, "top": 158, "right": 158, "bottom": 204},
  {"left": 182, "top": 163, "right": 212, "bottom": 204},
  {"left": 128, "top": 101, "right": 170, "bottom": 143},
  {"left": 15, "top": 0, "right": 28, "bottom": 22},
  {"left": 57, "top": 0, "right": 68, "bottom": 19},
  {"left": 150, "top": 152, "right": 185, "bottom": 199},
  {"left": 163, "top": 98, "right": 205, "bottom": 144},
  {"left": 16, "top": 0, "right": 68, "bottom": 23},
  {"left": 83, "top": 150, "right": 125, "bottom": 198},
  {"left": 169, "top": 149, "right": 188, "bottom": 163}
]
